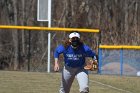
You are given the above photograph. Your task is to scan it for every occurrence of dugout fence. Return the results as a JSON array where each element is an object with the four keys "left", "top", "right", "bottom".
[{"left": 99, "top": 45, "right": 140, "bottom": 76}]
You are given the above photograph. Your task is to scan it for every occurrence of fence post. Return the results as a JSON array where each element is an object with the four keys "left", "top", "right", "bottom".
[
  {"left": 98, "top": 48, "right": 102, "bottom": 74},
  {"left": 120, "top": 48, "right": 123, "bottom": 76}
]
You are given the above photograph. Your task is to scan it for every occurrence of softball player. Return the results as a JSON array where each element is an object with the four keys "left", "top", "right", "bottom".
[{"left": 54, "top": 32, "right": 97, "bottom": 93}]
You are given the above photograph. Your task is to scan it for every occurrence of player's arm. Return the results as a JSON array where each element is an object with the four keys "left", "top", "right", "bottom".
[
  {"left": 54, "top": 58, "right": 60, "bottom": 72},
  {"left": 54, "top": 45, "right": 64, "bottom": 72}
]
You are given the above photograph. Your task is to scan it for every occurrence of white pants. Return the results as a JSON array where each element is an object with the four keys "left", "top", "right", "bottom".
[{"left": 59, "top": 66, "right": 89, "bottom": 93}]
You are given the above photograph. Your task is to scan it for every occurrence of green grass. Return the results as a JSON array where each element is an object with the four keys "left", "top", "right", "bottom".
[{"left": 0, "top": 71, "right": 139, "bottom": 93}]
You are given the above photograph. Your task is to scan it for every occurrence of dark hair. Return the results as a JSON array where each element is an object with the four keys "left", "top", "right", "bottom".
[{"left": 63, "top": 40, "right": 71, "bottom": 48}]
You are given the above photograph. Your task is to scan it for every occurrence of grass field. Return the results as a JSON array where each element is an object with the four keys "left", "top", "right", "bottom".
[{"left": 0, "top": 71, "right": 139, "bottom": 93}]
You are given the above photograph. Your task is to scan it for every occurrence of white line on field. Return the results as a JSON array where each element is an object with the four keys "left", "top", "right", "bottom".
[{"left": 89, "top": 80, "right": 133, "bottom": 93}]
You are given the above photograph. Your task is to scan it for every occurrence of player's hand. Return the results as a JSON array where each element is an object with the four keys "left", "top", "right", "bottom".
[
  {"left": 54, "top": 63, "right": 60, "bottom": 72},
  {"left": 93, "top": 60, "right": 98, "bottom": 70}
]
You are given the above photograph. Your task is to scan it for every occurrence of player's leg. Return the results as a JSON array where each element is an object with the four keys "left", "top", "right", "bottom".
[
  {"left": 59, "top": 66, "right": 76, "bottom": 93},
  {"left": 76, "top": 69, "right": 89, "bottom": 93}
]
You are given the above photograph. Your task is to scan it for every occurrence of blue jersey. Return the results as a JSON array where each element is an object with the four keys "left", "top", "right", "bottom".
[{"left": 54, "top": 44, "right": 96, "bottom": 68}]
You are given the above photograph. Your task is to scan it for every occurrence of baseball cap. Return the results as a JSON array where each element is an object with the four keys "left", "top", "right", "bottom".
[{"left": 69, "top": 32, "right": 80, "bottom": 39}]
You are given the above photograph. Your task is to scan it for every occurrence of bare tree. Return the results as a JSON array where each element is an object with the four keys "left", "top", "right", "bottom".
[{"left": 12, "top": 0, "right": 18, "bottom": 70}]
